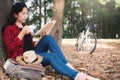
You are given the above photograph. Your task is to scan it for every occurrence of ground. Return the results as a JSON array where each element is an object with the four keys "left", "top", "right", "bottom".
[
  {"left": 0, "top": 39, "right": 120, "bottom": 80},
  {"left": 62, "top": 39, "right": 120, "bottom": 80}
]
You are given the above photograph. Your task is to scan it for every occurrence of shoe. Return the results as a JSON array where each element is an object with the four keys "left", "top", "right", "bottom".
[{"left": 75, "top": 73, "right": 100, "bottom": 80}]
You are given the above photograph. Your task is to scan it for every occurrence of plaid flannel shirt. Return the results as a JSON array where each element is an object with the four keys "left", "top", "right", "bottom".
[{"left": 3, "top": 24, "right": 34, "bottom": 60}]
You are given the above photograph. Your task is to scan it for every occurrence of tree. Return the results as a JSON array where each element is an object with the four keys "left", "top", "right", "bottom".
[
  {"left": 0, "top": 0, "right": 12, "bottom": 58},
  {"left": 63, "top": 0, "right": 120, "bottom": 38},
  {"left": 51, "top": 0, "right": 65, "bottom": 45},
  {"left": 63, "top": 0, "right": 86, "bottom": 38}
]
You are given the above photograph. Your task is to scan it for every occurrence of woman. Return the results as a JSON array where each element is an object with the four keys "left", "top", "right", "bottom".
[{"left": 2, "top": 2, "right": 99, "bottom": 80}]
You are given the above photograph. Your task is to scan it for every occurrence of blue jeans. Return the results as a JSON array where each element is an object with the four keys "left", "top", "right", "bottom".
[{"left": 34, "top": 35, "right": 79, "bottom": 79}]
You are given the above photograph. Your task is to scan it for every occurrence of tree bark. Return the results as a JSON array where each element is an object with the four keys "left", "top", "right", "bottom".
[
  {"left": 0, "top": 0, "right": 12, "bottom": 58},
  {"left": 51, "top": 0, "right": 65, "bottom": 46}
]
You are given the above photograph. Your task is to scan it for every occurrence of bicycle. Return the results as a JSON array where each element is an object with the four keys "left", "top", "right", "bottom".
[{"left": 75, "top": 23, "right": 97, "bottom": 54}]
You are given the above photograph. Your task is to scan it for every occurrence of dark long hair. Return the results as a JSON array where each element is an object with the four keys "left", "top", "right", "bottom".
[{"left": 2, "top": 2, "right": 27, "bottom": 34}]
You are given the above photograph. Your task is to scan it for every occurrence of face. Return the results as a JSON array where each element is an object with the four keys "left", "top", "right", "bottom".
[{"left": 15, "top": 7, "right": 28, "bottom": 24}]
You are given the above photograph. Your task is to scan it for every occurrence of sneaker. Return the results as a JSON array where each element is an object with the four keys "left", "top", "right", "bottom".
[{"left": 75, "top": 73, "right": 100, "bottom": 80}]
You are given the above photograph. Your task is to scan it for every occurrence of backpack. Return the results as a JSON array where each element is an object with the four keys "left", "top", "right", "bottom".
[{"left": 3, "top": 59, "right": 45, "bottom": 79}]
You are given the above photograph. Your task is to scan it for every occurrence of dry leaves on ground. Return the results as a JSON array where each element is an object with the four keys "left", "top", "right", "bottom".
[
  {"left": 0, "top": 39, "right": 120, "bottom": 80},
  {"left": 62, "top": 39, "right": 120, "bottom": 80}
]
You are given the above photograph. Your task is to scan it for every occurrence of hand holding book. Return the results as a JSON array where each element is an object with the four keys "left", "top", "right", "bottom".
[{"left": 34, "top": 20, "right": 56, "bottom": 46}]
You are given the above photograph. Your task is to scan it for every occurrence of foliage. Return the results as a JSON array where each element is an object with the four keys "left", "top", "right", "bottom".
[
  {"left": 12, "top": 0, "right": 120, "bottom": 38},
  {"left": 63, "top": 0, "right": 120, "bottom": 38},
  {"left": 63, "top": 0, "right": 85, "bottom": 38},
  {"left": 94, "top": 0, "right": 120, "bottom": 38}
]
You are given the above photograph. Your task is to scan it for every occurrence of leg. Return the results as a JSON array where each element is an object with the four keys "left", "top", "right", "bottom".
[
  {"left": 36, "top": 52, "right": 78, "bottom": 79},
  {"left": 34, "top": 35, "right": 68, "bottom": 64},
  {"left": 35, "top": 38, "right": 100, "bottom": 80}
]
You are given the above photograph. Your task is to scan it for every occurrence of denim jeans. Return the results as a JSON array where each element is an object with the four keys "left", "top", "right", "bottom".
[{"left": 34, "top": 35, "right": 79, "bottom": 79}]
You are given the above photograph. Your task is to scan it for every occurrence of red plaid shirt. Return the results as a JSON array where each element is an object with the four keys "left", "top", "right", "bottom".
[{"left": 3, "top": 24, "right": 34, "bottom": 60}]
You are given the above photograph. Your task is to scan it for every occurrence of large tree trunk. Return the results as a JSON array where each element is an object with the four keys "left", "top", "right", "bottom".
[
  {"left": 51, "top": 0, "right": 65, "bottom": 46},
  {"left": 0, "top": 0, "right": 12, "bottom": 59}
]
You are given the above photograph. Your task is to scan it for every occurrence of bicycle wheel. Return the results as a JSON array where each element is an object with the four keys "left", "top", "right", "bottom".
[
  {"left": 75, "top": 32, "right": 85, "bottom": 51},
  {"left": 76, "top": 32, "right": 97, "bottom": 54}
]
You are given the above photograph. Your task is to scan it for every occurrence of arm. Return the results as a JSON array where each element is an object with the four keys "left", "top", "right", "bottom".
[
  {"left": 18, "top": 26, "right": 30, "bottom": 40},
  {"left": 4, "top": 27, "right": 23, "bottom": 52},
  {"left": 3, "top": 26, "right": 30, "bottom": 52}
]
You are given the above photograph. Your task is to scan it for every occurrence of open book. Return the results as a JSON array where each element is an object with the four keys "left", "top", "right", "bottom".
[
  {"left": 34, "top": 20, "right": 56, "bottom": 45},
  {"left": 35, "top": 20, "right": 56, "bottom": 36}
]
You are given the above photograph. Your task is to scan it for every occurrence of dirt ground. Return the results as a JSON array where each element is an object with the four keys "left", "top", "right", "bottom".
[
  {"left": 62, "top": 39, "right": 120, "bottom": 80},
  {"left": 0, "top": 39, "right": 120, "bottom": 80}
]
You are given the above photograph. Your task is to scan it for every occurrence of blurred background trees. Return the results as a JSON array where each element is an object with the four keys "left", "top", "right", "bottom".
[
  {"left": 27, "top": 0, "right": 120, "bottom": 39},
  {"left": 64, "top": 0, "right": 120, "bottom": 38},
  {"left": 1, "top": 0, "right": 120, "bottom": 39}
]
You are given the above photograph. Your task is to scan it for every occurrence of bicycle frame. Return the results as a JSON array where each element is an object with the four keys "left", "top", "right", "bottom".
[{"left": 77, "top": 26, "right": 89, "bottom": 49}]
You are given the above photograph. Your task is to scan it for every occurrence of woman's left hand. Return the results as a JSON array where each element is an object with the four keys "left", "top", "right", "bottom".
[
  {"left": 41, "top": 31, "right": 46, "bottom": 37},
  {"left": 34, "top": 31, "right": 46, "bottom": 46}
]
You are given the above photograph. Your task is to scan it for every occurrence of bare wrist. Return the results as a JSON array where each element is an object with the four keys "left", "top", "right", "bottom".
[{"left": 18, "top": 32, "right": 24, "bottom": 40}]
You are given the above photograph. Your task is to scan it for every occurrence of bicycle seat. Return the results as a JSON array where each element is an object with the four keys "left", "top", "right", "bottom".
[{"left": 80, "top": 27, "right": 85, "bottom": 32}]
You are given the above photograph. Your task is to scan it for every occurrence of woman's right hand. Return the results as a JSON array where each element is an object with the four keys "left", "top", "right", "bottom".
[
  {"left": 18, "top": 26, "right": 30, "bottom": 40},
  {"left": 21, "top": 26, "right": 30, "bottom": 35}
]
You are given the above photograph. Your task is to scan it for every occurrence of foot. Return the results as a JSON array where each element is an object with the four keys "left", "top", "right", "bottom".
[{"left": 75, "top": 73, "right": 100, "bottom": 80}]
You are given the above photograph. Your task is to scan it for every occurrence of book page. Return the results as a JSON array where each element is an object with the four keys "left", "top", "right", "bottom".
[{"left": 35, "top": 20, "right": 56, "bottom": 36}]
